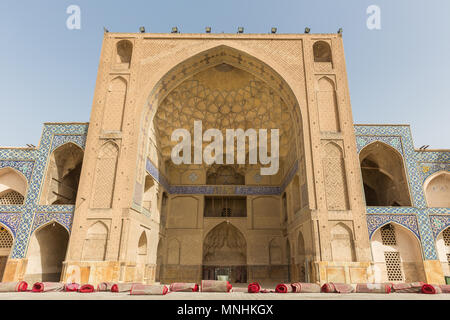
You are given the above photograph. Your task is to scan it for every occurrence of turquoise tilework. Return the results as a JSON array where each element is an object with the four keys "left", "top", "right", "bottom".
[
  {"left": 356, "top": 125, "right": 449, "bottom": 260},
  {"left": 0, "top": 123, "right": 88, "bottom": 258}
]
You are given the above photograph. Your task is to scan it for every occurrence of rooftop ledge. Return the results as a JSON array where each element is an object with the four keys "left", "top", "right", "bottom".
[{"left": 105, "top": 32, "right": 343, "bottom": 40}]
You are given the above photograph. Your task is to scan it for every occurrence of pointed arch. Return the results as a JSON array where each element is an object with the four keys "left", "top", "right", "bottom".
[
  {"left": 0, "top": 167, "right": 28, "bottom": 203},
  {"left": 0, "top": 223, "right": 13, "bottom": 280},
  {"left": 269, "top": 238, "right": 282, "bottom": 265},
  {"left": 297, "top": 230, "right": 306, "bottom": 282},
  {"left": 359, "top": 141, "right": 412, "bottom": 206},
  {"left": 137, "top": 44, "right": 307, "bottom": 194},
  {"left": 424, "top": 171, "right": 450, "bottom": 208},
  {"left": 116, "top": 40, "right": 133, "bottom": 65},
  {"left": 81, "top": 220, "right": 109, "bottom": 261},
  {"left": 203, "top": 222, "right": 246, "bottom": 266},
  {"left": 317, "top": 76, "right": 336, "bottom": 91},
  {"left": 25, "top": 221, "right": 69, "bottom": 282},
  {"left": 40, "top": 142, "right": 84, "bottom": 205},
  {"left": 138, "top": 231, "right": 148, "bottom": 255},
  {"left": 331, "top": 222, "right": 356, "bottom": 262},
  {"left": 313, "top": 41, "right": 332, "bottom": 63},
  {"left": 322, "top": 142, "right": 349, "bottom": 210},
  {"left": 102, "top": 76, "right": 128, "bottom": 131},
  {"left": 91, "top": 141, "right": 119, "bottom": 208},
  {"left": 370, "top": 222, "right": 425, "bottom": 282},
  {"left": 435, "top": 226, "right": 450, "bottom": 275}
]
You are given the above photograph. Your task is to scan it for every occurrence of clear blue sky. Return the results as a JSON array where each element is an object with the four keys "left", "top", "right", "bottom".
[{"left": 0, "top": 0, "right": 449, "bottom": 148}]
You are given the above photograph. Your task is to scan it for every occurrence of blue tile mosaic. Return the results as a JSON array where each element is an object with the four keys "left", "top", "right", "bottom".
[
  {"left": 0, "top": 123, "right": 88, "bottom": 258},
  {"left": 356, "top": 125, "right": 449, "bottom": 260},
  {"left": 145, "top": 158, "right": 297, "bottom": 196}
]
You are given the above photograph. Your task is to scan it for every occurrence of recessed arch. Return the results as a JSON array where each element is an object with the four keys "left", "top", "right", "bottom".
[
  {"left": 116, "top": 40, "right": 133, "bottom": 65},
  {"left": 91, "top": 141, "right": 119, "bottom": 208},
  {"left": 359, "top": 141, "right": 412, "bottom": 207},
  {"left": 25, "top": 221, "right": 69, "bottom": 282},
  {"left": 297, "top": 230, "right": 306, "bottom": 282},
  {"left": 313, "top": 41, "right": 332, "bottom": 63},
  {"left": 137, "top": 230, "right": 148, "bottom": 270},
  {"left": 0, "top": 167, "right": 28, "bottom": 204},
  {"left": 137, "top": 44, "right": 308, "bottom": 192},
  {"left": 40, "top": 142, "right": 84, "bottom": 205},
  {"left": 317, "top": 76, "right": 336, "bottom": 91},
  {"left": 370, "top": 222, "right": 425, "bottom": 282},
  {"left": 423, "top": 171, "right": 450, "bottom": 208},
  {"left": 330, "top": 222, "right": 356, "bottom": 262},
  {"left": 0, "top": 223, "right": 13, "bottom": 281},
  {"left": 81, "top": 220, "right": 109, "bottom": 261},
  {"left": 435, "top": 226, "right": 450, "bottom": 276}
]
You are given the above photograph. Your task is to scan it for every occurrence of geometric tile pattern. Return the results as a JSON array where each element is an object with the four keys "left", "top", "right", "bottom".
[
  {"left": 145, "top": 158, "right": 298, "bottom": 196},
  {"left": 429, "top": 215, "right": 450, "bottom": 238},
  {"left": 0, "top": 160, "right": 35, "bottom": 182},
  {"left": 356, "top": 125, "right": 449, "bottom": 260},
  {"left": 0, "top": 123, "right": 88, "bottom": 258},
  {"left": 366, "top": 214, "right": 420, "bottom": 240}
]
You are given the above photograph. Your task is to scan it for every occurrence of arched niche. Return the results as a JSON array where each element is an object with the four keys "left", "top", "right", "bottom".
[
  {"left": 0, "top": 224, "right": 14, "bottom": 281},
  {"left": 40, "top": 143, "right": 84, "bottom": 205},
  {"left": 370, "top": 222, "right": 425, "bottom": 282},
  {"left": 297, "top": 231, "right": 306, "bottom": 282},
  {"left": 91, "top": 141, "right": 119, "bottom": 208},
  {"left": 331, "top": 222, "right": 356, "bottom": 262},
  {"left": 313, "top": 41, "right": 332, "bottom": 63},
  {"left": 203, "top": 222, "right": 246, "bottom": 266},
  {"left": 25, "top": 222, "right": 69, "bottom": 282},
  {"left": 0, "top": 167, "right": 27, "bottom": 205},
  {"left": 269, "top": 238, "right": 282, "bottom": 265},
  {"left": 143, "top": 175, "right": 156, "bottom": 212},
  {"left": 81, "top": 221, "right": 109, "bottom": 261},
  {"left": 435, "top": 227, "right": 450, "bottom": 276},
  {"left": 424, "top": 171, "right": 450, "bottom": 208},
  {"left": 138, "top": 45, "right": 307, "bottom": 207},
  {"left": 116, "top": 40, "right": 133, "bottom": 67},
  {"left": 359, "top": 142, "right": 412, "bottom": 207}
]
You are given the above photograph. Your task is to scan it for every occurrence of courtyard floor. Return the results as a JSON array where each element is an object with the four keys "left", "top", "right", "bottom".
[{"left": 0, "top": 291, "right": 449, "bottom": 300}]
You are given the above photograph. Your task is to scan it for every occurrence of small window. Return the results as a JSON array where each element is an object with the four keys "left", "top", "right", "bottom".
[
  {"left": 381, "top": 224, "right": 397, "bottom": 246},
  {"left": 116, "top": 40, "right": 133, "bottom": 66},
  {"left": 384, "top": 251, "right": 403, "bottom": 281},
  {"left": 313, "top": 41, "right": 332, "bottom": 63}
]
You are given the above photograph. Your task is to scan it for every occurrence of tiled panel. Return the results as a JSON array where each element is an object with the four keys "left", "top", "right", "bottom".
[
  {"left": 0, "top": 123, "right": 88, "bottom": 258},
  {"left": 356, "top": 125, "right": 449, "bottom": 260}
]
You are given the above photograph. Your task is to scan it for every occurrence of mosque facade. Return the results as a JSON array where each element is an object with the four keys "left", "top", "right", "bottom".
[{"left": 0, "top": 32, "right": 448, "bottom": 285}]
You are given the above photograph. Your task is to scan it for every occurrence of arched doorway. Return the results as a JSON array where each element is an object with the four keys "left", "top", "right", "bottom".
[
  {"left": 359, "top": 142, "right": 412, "bottom": 206},
  {"left": 25, "top": 222, "right": 69, "bottom": 282},
  {"left": 370, "top": 223, "right": 425, "bottom": 282},
  {"left": 203, "top": 222, "right": 247, "bottom": 283},
  {"left": 0, "top": 225, "right": 14, "bottom": 281}
]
